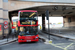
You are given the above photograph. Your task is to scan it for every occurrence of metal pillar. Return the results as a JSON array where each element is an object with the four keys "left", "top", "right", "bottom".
[
  {"left": 46, "top": 10, "right": 50, "bottom": 40},
  {"left": 48, "top": 17, "right": 50, "bottom": 40},
  {"left": 42, "top": 14, "right": 45, "bottom": 31}
]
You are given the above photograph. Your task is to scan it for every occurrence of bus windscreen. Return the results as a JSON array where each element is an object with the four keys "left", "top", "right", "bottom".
[
  {"left": 19, "top": 26, "right": 38, "bottom": 36},
  {"left": 19, "top": 12, "right": 37, "bottom": 25}
]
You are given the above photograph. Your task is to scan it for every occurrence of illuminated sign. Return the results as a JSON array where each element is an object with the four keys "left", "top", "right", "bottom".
[
  {"left": 29, "top": 12, "right": 35, "bottom": 17},
  {"left": 21, "top": 21, "right": 36, "bottom": 25},
  {"left": 22, "top": 22, "right": 31, "bottom": 24}
]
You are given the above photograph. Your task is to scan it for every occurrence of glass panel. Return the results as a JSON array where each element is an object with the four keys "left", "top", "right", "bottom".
[
  {"left": 20, "top": 12, "right": 37, "bottom": 20},
  {"left": 19, "top": 26, "right": 38, "bottom": 36},
  {"left": 20, "top": 12, "right": 38, "bottom": 25},
  {"left": 20, "top": 12, "right": 37, "bottom": 18}
]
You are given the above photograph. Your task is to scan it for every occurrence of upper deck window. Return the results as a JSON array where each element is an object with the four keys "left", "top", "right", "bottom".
[
  {"left": 19, "top": 12, "right": 38, "bottom": 25},
  {"left": 20, "top": 12, "right": 37, "bottom": 19}
]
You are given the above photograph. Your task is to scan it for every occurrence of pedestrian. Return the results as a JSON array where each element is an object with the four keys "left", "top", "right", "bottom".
[
  {"left": 11, "top": 28, "right": 16, "bottom": 39},
  {"left": 15, "top": 27, "right": 18, "bottom": 37}
]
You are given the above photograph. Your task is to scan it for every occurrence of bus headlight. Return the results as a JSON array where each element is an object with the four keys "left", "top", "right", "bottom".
[{"left": 35, "top": 37, "right": 38, "bottom": 39}]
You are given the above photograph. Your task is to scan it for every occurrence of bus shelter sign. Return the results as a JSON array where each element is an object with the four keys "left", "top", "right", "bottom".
[{"left": 21, "top": 20, "right": 36, "bottom": 25}]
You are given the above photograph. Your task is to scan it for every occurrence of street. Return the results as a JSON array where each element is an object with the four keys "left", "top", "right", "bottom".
[
  {"left": 0, "top": 39, "right": 62, "bottom": 50},
  {"left": 39, "top": 31, "right": 75, "bottom": 50},
  {"left": 0, "top": 31, "right": 75, "bottom": 50},
  {"left": 1, "top": 0, "right": 75, "bottom": 50}
]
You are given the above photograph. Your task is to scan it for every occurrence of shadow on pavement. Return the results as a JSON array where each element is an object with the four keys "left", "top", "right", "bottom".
[{"left": 18, "top": 42, "right": 38, "bottom": 44}]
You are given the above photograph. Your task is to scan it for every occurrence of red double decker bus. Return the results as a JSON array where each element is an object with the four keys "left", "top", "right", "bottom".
[{"left": 17, "top": 10, "right": 39, "bottom": 43}]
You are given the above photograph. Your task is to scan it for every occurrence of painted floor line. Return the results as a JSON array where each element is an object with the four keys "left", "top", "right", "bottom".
[
  {"left": 55, "top": 43, "right": 69, "bottom": 45},
  {"left": 44, "top": 41, "right": 74, "bottom": 50},
  {"left": 55, "top": 43, "right": 74, "bottom": 45},
  {"left": 64, "top": 43, "right": 73, "bottom": 49},
  {"left": 50, "top": 43, "right": 64, "bottom": 49},
  {"left": 50, "top": 43, "right": 74, "bottom": 50}
]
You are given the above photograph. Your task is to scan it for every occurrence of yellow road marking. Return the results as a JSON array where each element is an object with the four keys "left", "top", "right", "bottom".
[
  {"left": 49, "top": 43, "right": 74, "bottom": 50},
  {"left": 55, "top": 43, "right": 73, "bottom": 46},
  {"left": 55, "top": 43, "right": 67, "bottom": 45},
  {"left": 45, "top": 41, "right": 74, "bottom": 50},
  {"left": 64, "top": 43, "right": 73, "bottom": 49},
  {"left": 50, "top": 43, "right": 64, "bottom": 49},
  {"left": 64, "top": 49, "right": 68, "bottom": 50}
]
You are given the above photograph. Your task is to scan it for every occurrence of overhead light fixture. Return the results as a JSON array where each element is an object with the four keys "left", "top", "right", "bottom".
[
  {"left": 52, "top": 6, "right": 58, "bottom": 11},
  {"left": 62, "top": 6, "right": 66, "bottom": 11},
  {"left": 67, "top": 12, "right": 73, "bottom": 14}
]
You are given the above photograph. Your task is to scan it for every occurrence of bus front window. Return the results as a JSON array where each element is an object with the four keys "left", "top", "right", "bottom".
[{"left": 19, "top": 26, "right": 38, "bottom": 36}]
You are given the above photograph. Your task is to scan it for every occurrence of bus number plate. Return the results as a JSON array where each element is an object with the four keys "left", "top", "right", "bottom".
[{"left": 27, "top": 40, "right": 31, "bottom": 42}]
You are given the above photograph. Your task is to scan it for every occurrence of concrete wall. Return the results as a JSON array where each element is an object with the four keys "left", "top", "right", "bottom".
[
  {"left": 0, "top": 0, "right": 3, "bottom": 39},
  {"left": 0, "top": 0, "right": 9, "bottom": 39},
  {"left": 0, "top": 0, "right": 75, "bottom": 39},
  {"left": 63, "top": 15, "right": 75, "bottom": 28},
  {"left": 8, "top": 1, "right": 75, "bottom": 11},
  {"left": 8, "top": 0, "right": 75, "bottom": 28}
]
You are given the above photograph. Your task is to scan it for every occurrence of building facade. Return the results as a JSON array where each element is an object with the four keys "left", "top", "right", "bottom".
[{"left": 0, "top": 0, "right": 75, "bottom": 39}]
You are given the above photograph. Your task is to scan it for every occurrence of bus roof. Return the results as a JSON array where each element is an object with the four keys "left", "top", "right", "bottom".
[{"left": 19, "top": 10, "right": 37, "bottom": 12}]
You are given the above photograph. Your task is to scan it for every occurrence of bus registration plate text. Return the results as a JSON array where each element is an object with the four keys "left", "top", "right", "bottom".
[{"left": 27, "top": 40, "right": 31, "bottom": 42}]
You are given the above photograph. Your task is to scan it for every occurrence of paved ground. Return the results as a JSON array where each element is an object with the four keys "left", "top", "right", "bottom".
[
  {"left": 50, "top": 28, "right": 75, "bottom": 36},
  {"left": 0, "top": 31, "right": 75, "bottom": 50},
  {"left": 39, "top": 31, "right": 75, "bottom": 50},
  {"left": 0, "top": 38, "right": 17, "bottom": 46},
  {"left": 43, "top": 27, "right": 75, "bottom": 40},
  {"left": 1, "top": 28, "right": 75, "bottom": 50},
  {"left": 0, "top": 39, "right": 63, "bottom": 50}
]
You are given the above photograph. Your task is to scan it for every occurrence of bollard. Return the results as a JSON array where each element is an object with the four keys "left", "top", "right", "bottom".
[
  {"left": 49, "top": 40, "right": 52, "bottom": 43},
  {"left": 40, "top": 25, "right": 42, "bottom": 29}
]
